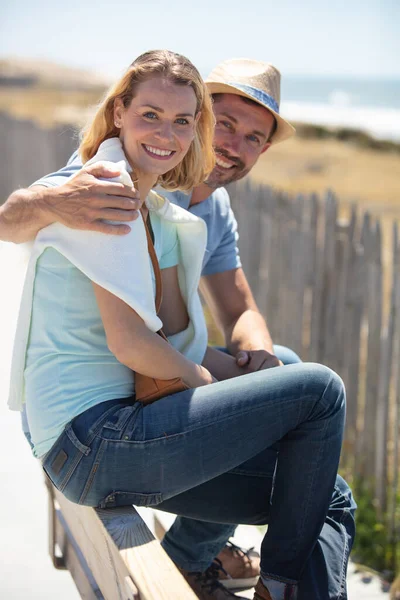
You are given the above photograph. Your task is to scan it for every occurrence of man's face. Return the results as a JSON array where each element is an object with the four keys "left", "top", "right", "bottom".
[{"left": 205, "top": 94, "right": 276, "bottom": 188}]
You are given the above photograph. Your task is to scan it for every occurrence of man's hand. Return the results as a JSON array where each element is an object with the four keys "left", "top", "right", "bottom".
[
  {"left": 236, "top": 350, "right": 283, "bottom": 372},
  {"left": 41, "top": 161, "right": 141, "bottom": 235}
]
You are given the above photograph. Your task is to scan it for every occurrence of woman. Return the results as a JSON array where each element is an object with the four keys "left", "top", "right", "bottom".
[{"left": 9, "top": 50, "right": 346, "bottom": 599}]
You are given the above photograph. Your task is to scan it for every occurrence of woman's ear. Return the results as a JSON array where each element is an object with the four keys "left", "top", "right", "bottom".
[
  {"left": 194, "top": 111, "right": 201, "bottom": 126},
  {"left": 114, "top": 98, "right": 125, "bottom": 128}
]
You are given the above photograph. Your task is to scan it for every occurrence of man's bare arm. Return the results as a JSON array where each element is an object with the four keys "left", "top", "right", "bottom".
[
  {"left": 0, "top": 162, "right": 141, "bottom": 244},
  {"left": 201, "top": 267, "right": 281, "bottom": 371}
]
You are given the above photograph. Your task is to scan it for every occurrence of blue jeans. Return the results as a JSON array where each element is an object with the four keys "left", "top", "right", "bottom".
[
  {"left": 160, "top": 346, "right": 356, "bottom": 599},
  {"left": 41, "top": 352, "right": 347, "bottom": 595}
]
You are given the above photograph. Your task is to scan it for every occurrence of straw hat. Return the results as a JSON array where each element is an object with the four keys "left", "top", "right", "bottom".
[{"left": 205, "top": 58, "right": 295, "bottom": 145}]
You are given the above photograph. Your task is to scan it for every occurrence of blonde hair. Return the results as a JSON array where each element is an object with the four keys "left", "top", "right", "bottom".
[{"left": 80, "top": 50, "right": 215, "bottom": 191}]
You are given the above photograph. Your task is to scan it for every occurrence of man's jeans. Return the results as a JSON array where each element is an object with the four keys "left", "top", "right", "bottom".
[{"left": 39, "top": 353, "right": 348, "bottom": 596}]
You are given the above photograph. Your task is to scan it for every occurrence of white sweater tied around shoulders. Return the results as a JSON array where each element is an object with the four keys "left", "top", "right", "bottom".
[{"left": 8, "top": 138, "right": 208, "bottom": 411}]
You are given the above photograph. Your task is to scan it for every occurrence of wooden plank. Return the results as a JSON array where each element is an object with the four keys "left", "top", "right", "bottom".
[
  {"left": 257, "top": 210, "right": 273, "bottom": 317},
  {"left": 362, "top": 220, "right": 383, "bottom": 479},
  {"left": 278, "top": 199, "right": 292, "bottom": 345},
  {"left": 56, "top": 509, "right": 105, "bottom": 599},
  {"left": 304, "top": 194, "right": 320, "bottom": 361},
  {"left": 286, "top": 194, "right": 307, "bottom": 356},
  {"left": 342, "top": 241, "right": 365, "bottom": 457},
  {"left": 320, "top": 191, "right": 338, "bottom": 367},
  {"left": 375, "top": 217, "right": 398, "bottom": 513},
  {"left": 388, "top": 222, "right": 400, "bottom": 539},
  {"left": 53, "top": 487, "right": 197, "bottom": 600},
  {"left": 340, "top": 207, "right": 363, "bottom": 455},
  {"left": 262, "top": 188, "right": 281, "bottom": 340}
]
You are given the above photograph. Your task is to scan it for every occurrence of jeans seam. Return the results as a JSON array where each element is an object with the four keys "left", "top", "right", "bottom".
[
  {"left": 337, "top": 522, "right": 350, "bottom": 599},
  {"left": 228, "top": 468, "right": 274, "bottom": 478},
  {"left": 260, "top": 570, "right": 298, "bottom": 585},
  {"left": 98, "top": 395, "right": 316, "bottom": 444},
  {"left": 297, "top": 402, "right": 330, "bottom": 553},
  {"left": 79, "top": 438, "right": 107, "bottom": 504},
  {"left": 85, "top": 403, "right": 128, "bottom": 443}
]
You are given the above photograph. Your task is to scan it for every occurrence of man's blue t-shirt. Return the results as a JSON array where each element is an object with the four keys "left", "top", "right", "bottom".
[{"left": 33, "top": 151, "right": 242, "bottom": 276}]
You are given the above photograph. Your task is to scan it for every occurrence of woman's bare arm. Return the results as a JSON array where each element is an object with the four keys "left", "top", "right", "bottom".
[
  {"left": 158, "top": 266, "right": 189, "bottom": 336},
  {"left": 92, "top": 282, "right": 214, "bottom": 389},
  {"left": 0, "top": 163, "right": 141, "bottom": 244}
]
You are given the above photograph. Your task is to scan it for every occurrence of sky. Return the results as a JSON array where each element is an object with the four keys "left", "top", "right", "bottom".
[{"left": 1, "top": 0, "right": 399, "bottom": 80}]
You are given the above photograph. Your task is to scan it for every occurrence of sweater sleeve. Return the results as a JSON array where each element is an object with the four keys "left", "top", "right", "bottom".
[{"left": 35, "top": 215, "right": 162, "bottom": 333}]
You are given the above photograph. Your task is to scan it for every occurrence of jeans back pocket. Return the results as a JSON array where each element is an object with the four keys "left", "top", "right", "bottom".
[{"left": 42, "top": 422, "right": 90, "bottom": 493}]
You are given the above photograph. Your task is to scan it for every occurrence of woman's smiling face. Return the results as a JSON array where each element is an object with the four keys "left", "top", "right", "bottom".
[{"left": 114, "top": 76, "right": 199, "bottom": 178}]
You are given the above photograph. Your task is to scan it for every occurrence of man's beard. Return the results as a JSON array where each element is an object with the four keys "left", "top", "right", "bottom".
[{"left": 205, "top": 147, "right": 249, "bottom": 189}]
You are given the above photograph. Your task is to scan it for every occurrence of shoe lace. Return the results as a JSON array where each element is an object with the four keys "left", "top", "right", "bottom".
[{"left": 191, "top": 558, "right": 231, "bottom": 595}]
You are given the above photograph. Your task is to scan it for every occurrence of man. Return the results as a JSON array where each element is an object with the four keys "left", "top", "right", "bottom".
[{"left": 1, "top": 59, "right": 356, "bottom": 600}]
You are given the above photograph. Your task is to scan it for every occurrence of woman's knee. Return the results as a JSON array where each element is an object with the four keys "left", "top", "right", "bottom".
[{"left": 301, "top": 363, "right": 346, "bottom": 416}]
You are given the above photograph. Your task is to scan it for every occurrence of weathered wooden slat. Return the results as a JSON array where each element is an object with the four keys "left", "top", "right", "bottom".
[
  {"left": 342, "top": 242, "right": 365, "bottom": 457},
  {"left": 53, "top": 487, "right": 197, "bottom": 600},
  {"left": 304, "top": 194, "right": 320, "bottom": 361},
  {"left": 320, "top": 191, "right": 338, "bottom": 367},
  {"left": 362, "top": 220, "right": 383, "bottom": 479},
  {"left": 287, "top": 195, "right": 307, "bottom": 356},
  {"left": 388, "top": 222, "right": 400, "bottom": 538},
  {"left": 263, "top": 189, "right": 281, "bottom": 341},
  {"left": 1, "top": 114, "right": 77, "bottom": 203},
  {"left": 257, "top": 210, "right": 273, "bottom": 317},
  {"left": 339, "top": 207, "right": 363, "bottom": 453},
  {"left": 56, "top": 509, "right": 105, "bottom": 599},
  {"left": 375, "top": 221, "right": 398, "bottom": 513}
]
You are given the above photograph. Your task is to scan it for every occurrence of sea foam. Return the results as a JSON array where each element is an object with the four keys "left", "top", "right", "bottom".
[{"left": 281, "top": 101, "right": 400, "bottom": 142}]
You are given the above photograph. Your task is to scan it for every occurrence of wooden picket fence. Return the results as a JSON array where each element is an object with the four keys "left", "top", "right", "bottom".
[
  {"left": 0, "top": 112, "right": 77, "bottom": 202},
  {"left": 1, "top": 113, "right": 399, "bottom": 541},
  {"left": 229, "top": 179, "right": 400, "bottom": 533}
]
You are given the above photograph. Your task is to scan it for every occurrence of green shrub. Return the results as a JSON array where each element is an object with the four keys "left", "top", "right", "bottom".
[{"left": 345, "top": 474, "right": 400, "bottom": 580}]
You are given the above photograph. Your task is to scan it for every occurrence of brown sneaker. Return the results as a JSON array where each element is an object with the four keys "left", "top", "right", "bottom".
[
  {"left": 180, "top": 561, "right": 249, "bottom": 599},
  {"left": 253, "top": 579, "right": 273, "bottom": 600},
  {"left": 217, "top": 541, "right": 260, "bottom": 591}
]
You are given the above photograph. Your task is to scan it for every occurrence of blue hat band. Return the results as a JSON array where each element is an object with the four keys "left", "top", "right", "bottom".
[{"left": 227, "top": 82, "right": 279, "bottom": 114}]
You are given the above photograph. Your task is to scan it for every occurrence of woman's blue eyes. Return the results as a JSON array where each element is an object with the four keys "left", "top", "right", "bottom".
[{"left": 143, "top": 112, "right": 189, "bottom": 125}]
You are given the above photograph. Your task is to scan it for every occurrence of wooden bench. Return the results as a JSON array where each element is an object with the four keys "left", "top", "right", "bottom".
[{"left": 45, "top": 477, "right": 197, "bottom": 599}]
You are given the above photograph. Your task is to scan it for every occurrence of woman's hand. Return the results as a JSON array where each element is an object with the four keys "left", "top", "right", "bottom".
[{"left": 186, "top": 365, "right": 217, "bottom": 388}]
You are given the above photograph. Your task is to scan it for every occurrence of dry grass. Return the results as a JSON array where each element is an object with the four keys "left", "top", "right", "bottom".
[
  {"left": 251, "top": 136, "right": 400, "bottom": 218},
  {"left": 0, "top": 87, "right": 102, "bottom": 127}
]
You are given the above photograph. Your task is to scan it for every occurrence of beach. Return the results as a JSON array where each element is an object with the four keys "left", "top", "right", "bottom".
[{"left": 0, "top": 63, "right": 398, "bottom": 599}]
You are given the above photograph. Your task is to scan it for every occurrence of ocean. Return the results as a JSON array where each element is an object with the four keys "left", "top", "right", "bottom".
[{"left": 279, "top": 76, "right": 400, "bottom": 142}]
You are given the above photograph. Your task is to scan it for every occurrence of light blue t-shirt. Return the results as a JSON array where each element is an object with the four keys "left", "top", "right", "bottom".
[
  {"left": 25, "top": 212, "right": 179, "bottom": 458},
  {"left": 33, "top": 151, "right": 242, "bottom": 276}
]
